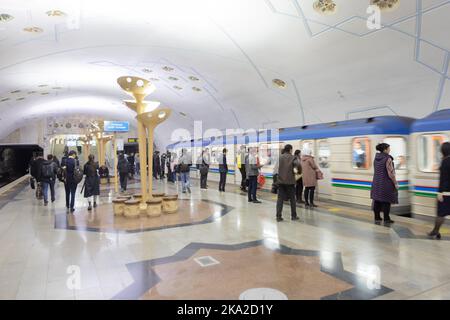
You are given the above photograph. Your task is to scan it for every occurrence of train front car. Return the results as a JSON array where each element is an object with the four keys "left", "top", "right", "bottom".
[
  {"left": 279, "top": 116, "right": 414, "bottom": 213},
  {"left": 410, "top": 109, "right": 450, "bottom": 218}
]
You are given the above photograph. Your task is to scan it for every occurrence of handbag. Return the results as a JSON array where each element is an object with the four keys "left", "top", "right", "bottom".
[
  {"left": 316, "top": 170, "right": 324, "bottom": 180},
  {"left": 30, "top": 177, "right": 35, "bottom": 190},
  {"left": 293, "top": 167, "right": 302, "bottom": 181}
]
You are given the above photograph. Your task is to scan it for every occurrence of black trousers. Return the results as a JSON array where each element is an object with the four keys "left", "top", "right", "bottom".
[
  {"left": 239, "top": 166, "right": 247, "bottom": 190},
  {"left": 119, "top": 173, "right": 128, "bottom": 191},
  {"left": 296, "top": 178, "right": 304, "bottom": 202},
  {"left": 65, "top": 182, "right": 77, "bottom": 209},
  {"left": 167, "top": 168, "right": 174, "bottom": 182},
  {"left": 248, "top": 176, "right": 258, "bottom": 201},
  {"left": 304, "top": 186, "right": 316, "bottom": 205},
  {"left": 200, "top": 172, "right": 208, "bottom": 188},
  {"left": 276, "top": 184, "right": 297, "bottom": 218},
  {"left": 373, "top": 201, "right": 391, "bottom": 221},
  {"left": 219, "top": 172, "right": 227, "bottom": 191}
]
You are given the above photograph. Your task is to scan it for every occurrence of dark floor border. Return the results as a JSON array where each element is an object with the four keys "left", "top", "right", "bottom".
[
  {"left": 112, "top": 239, "right": 393, "bottom": 300},
  {"left": 54, "top": 199, "right": 234, "bottom": 234}
]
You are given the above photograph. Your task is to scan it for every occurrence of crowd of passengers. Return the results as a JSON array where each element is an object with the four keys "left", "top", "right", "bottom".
[{"left": 28, "top": 141, "right": 450, "bottom": 239}]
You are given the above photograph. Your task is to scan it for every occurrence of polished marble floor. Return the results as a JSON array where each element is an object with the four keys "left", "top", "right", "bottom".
[{"left": 1, "top": 177, "right": 450, "bottom": 300}]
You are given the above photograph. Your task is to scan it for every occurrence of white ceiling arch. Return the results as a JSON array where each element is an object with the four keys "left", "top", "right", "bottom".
[{"left": 0, "top": 0, "right": 449, "bottom": 147}]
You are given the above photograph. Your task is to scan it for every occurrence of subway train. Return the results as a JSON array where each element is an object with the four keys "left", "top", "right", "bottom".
[{"left": 167, "top": 109, "right": 450, "bottom": 219}]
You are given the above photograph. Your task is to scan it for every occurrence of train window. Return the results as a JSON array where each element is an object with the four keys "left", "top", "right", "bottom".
[
  {"left": 383, "top": 137, "right": 407, "bottom": 170},
  {"left": 352, "top": 138, "right": 370, "bottom": 169},
  {"left": 318, "top": 140, "right": 330, "bottom": 168},
  {"left": 259, "top": 143, "right": 281, "bottom": 166},
  {"left": 418, "top": 134, "right": 448, "bottom": 172}
]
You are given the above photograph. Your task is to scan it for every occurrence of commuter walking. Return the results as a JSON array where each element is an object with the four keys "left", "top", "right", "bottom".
[
  {"left": 301, "top": 148, "right": 321, "bottom": 208},
  {"left": 32, "top": 153, "right": 45, "bottom": 200},
  {"left": 370, "top": 143, "right": 398, "bottom": 225},
  {"left": 428, "top": 142, "right": 450, "bottom": 239},
  {"left": 237, "top": 145, "right": 247, "bottom": 192},
  {"left": 294, "top": 150, "right": 304, "bottom": 204},
  {"left": 218, "top": 148, "right": 228, "bottom": 192},
  {"left": 63, "top": 150, "right": 80, "bottom": 213},
  {"left": 275, "top": 144, "right": 299, "bottom": 222},
  {"left": 83, "top": 154, "right": 100, "bottom": 211},
  {"left": 198, "top": 149, "right": 210, "bottom": 189},
  {"left": 118, "top": 153, "right": 129, "bottom": 192},
  {"left": 246, "top": 147, "right": 262, "bottom": 203},
  {"left": 39, "top": 154, "right": 58, "bottom": 205},
  {"left": 178, "top": 148, "right": 192, "bottom": 193}
]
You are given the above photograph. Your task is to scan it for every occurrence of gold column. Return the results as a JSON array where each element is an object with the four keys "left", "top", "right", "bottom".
[{"left": 117, "top": 76, "right": 170, "bottom": 203}]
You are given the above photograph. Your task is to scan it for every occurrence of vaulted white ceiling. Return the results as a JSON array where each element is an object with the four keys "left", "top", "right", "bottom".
[{"left": 0, "top": 0, "right": 449, "bottom": 147}]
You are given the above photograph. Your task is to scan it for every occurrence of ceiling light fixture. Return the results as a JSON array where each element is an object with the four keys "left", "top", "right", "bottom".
[
  {"left": 1, "top": 98, "right": 10, "bottom": 102},
  {"left": 313, "top": 0, "right": 337, "bottom": 15},
  {"left": 10, "top": 90, "right": 21, "bottom": 93},
  {"left": 168, "top": 76, "right": 178, "bottom": 81},
  {"left": 188, "top": 76, "right": 199, "bottom": 81},
  {"left": 272, "top": 79, "right": 287, "bottom": 89},
  {"left": 370, "top": 0, "right": 400, "bottom": 11},
  {"left": 0, "top": 13, "right": 14, "bottom": 22},
  {"left": 142, "top": 68, "right": 152, "bottom": 73},
  {"left": 162, "top": 66, "right": 174, "bottom": 72},
  {"left": 46, "top": 10, "right": 66, "bottom": 17},
  {"left": 28, "top": 91, "right": 36, "bottom": 94},
  {"left": 41, "top": 92, "right": 50, "bottom": 95},
  {"left": 149, "top": 78, "right": 159, "bottom": 81},
  {"left": 38, "top": 84, "right": 48, "bottom": 87},
  {"left": 16, "top": 97, "right": 25, "bottom": 101},
  {"left": 23, "top": 27, "right": 44, "bottom": 33},
  {"left": 173, "top": 86, "right": 182, "bottom": 90},
  {"left": 192, "top": 87, "right": 201, "bottom": 92}
]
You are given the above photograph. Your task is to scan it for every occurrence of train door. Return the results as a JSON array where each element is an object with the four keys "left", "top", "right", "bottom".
[{"left": 317, "top": 139, "right": 332, "bottom": 196}]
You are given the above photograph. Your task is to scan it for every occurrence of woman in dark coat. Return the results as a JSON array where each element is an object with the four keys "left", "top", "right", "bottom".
[
  {"left": 370, "top": 143, "right": 398, "bottom": 225},
  {"left": 83, "top": 154, "right": 100, "bottom": 210},
  {"left": 428, "top": 142, "right": 450, "bottom": 239}
]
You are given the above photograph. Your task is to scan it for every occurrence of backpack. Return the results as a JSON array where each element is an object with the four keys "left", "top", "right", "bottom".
[
  {"left": 57, "top": 167, "right": 65, "bottom": 182},
  {"left": 41, "top": 163, "right": 54, "bottom": 179},
  {"left": 73, "top": 165, "right": 84, "bottom": 184}
]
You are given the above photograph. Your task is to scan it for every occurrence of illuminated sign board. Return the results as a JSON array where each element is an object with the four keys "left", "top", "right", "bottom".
[{"left": 104, "top": 121, "right": 129, "bottom": 132}]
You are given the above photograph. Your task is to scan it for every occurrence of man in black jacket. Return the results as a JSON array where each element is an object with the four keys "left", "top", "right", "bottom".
[
  {"left": 218, "top": 148, "right": 228, "bottom": 192},
  {"left": 276, "top": 144, "right": 299, "bottom": 222}
]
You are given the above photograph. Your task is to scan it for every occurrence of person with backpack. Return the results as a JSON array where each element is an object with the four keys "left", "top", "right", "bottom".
[
  {"left": 32, "top": 153, "right": 46, "bottom": 200},
  {"left": 83, "top": 154, "right": 100, "bottom": 210},
  {"left": 63, "top": 150, "right": 81, "bottom": 213},
  {"left": 39, "top": 154, "right": 58, "bottom": 206},
  {"left": 118, "top": 153, "right": 129, "bottom": 192}
]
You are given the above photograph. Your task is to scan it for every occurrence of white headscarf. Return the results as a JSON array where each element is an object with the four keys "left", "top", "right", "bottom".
[{"left": 302, "top": 148, "right": 312, "bottom": 156}]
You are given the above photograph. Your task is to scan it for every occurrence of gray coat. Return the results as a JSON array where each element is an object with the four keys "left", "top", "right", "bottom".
[{"left": 245, "top": 154, "right": 260, "bottom": 177}]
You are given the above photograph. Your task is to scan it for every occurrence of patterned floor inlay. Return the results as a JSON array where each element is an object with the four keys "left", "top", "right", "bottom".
[
  {"left": 113, "top": 240, "right": 393, "bottom": 300},
  {"left": 54, "top": 199, "right": 233, "bottom": 233}
]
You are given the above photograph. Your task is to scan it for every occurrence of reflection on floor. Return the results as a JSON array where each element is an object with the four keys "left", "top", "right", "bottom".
[{"left": 1, "top": 176, "right": 450, "bottom": 300}]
